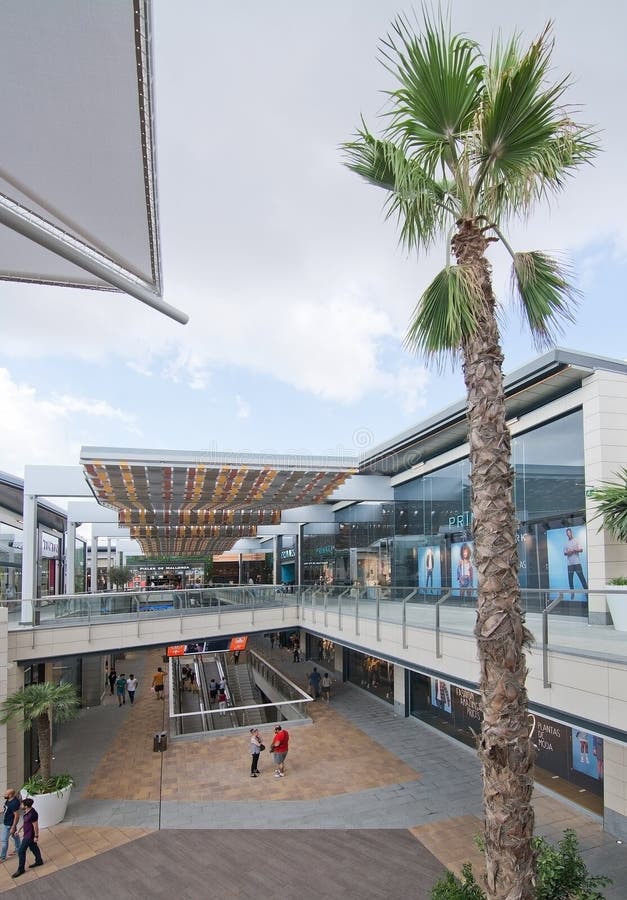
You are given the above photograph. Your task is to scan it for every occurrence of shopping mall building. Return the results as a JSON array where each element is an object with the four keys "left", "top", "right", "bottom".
[{"left": 2, "top": 347, "right": 627, "bottom": 836}]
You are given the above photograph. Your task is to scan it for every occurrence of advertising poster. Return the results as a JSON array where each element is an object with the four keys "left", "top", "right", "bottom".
[
  {"left": 451, "top": 686, "right": 482, "bottom": 733},
  {"left": 450, "top": 540, "right": 476, "bottom": 598},
  {"left": 418, "top": 546, "right": 441, "bottom": 592},
  {"left": 430, "top": 677, "right": 452, "bottom": 714},
  {"left": 571, "top": 729, "right": 604, "bottom": 781},
  {"left": 546, "top": 525, "right": 588, "bottom": 600},
  {"left": 528, "top": 713, "right": 570, "bottom": 779}
]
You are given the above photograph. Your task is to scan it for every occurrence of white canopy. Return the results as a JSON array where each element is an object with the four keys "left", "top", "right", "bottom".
[{"left": 0, "top": 0, "right": 187, "bottom": 324}]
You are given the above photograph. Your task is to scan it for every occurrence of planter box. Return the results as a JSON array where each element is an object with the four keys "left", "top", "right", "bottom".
[
  {"left": 606, "top": 586, "right": 627, "bottom": 632},
  {"left": 21, "top": 783, "right": 72, "bottom": 828}
]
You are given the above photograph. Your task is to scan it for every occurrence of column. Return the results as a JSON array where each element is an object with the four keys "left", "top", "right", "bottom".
[
  {"left": 66, "top": 521, "right": 77, "bottom": 594},
  {"left": 20, "top": 493, "right": 37, "bottom": 622},
  {"left": 90, "top": 537, "right": 98, "bottom": 593}
]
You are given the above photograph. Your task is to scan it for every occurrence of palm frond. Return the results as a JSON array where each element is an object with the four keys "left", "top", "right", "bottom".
[
  {"left": 342, "top": 128, "right": 457, "bottom": 251},
  {"left": 405, "top": 265, "right": 483, "bottom": 360},
  {"left": 0, "top": 682, "right": 80, "bottom": 731},
  {"left": 475, "top": 23, "right": 599, "bottom": 217},
  {"left": 588, "top": 469, "right": 627, "bottom": 543},
  {"left": 510, "top": 251, "right": 578, "bottom": 347},
  {"left": 381, "top": 12, "right": 484, "bottom": 178}
]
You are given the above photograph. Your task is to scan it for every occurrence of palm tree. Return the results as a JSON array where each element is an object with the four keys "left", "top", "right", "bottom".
[
  {"left": 343, "top": 13, "right": 597, "bottom": 899},
  {"left": 0, "top": 682, "right": 80, "bottom": 781},
  {"left": 589, "top": 469, "right": 627, "bottom": 543}
]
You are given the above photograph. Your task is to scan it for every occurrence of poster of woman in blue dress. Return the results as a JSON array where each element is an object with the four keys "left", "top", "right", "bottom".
[
  {"left": 451, "top": 541, "right": 476, "bottom": 598},
  {"left": 418, "top": 546, "right": 441, "bottom": 592},
  {"left": 571, "top": 729, "right": 603, "bottom": 781},
  {"left": 546, "top": 525, "right": 588, "bottom": 601}
]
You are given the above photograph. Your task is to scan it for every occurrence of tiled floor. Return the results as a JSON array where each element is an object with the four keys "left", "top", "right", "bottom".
[{"left": 2, "top": 645, "right": 624, "bottom": 898}]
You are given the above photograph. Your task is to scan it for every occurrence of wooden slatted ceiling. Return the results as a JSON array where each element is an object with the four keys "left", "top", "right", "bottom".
[{"left": 83, "top": 459, "right": 354, "bottom": 556}]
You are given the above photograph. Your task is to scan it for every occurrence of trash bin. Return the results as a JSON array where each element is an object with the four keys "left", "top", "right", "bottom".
[{"left": 153, "top": 731, "right": 168, "bottom": 753}]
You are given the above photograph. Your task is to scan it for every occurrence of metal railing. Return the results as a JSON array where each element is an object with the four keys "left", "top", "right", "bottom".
[
  {"left": 167, "top": 648, "right": 311, "bottom": 738},
  {"left": 4, "top": 584, "right": 627, "bottom": 680}
]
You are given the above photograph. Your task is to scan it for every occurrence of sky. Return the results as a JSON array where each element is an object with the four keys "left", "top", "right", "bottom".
[{"left": 1, "top": 0, "right": 626, "bottom": 480}]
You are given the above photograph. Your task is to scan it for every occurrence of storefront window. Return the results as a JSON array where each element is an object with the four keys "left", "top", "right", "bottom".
[
  {"left": 0, "top": 522, "right": 23, "bottom": 600},
  {"left": 392, "top": 410, "right": 587, "bottom": 602},
  {"left": 408, "top": 671, "right": 602, "bottom": 811},
  {"left": 345, "top": 649, "right": 394, "bottom": 704}
]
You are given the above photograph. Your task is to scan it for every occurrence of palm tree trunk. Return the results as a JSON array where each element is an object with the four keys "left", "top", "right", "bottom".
[
  {"left": 453, "top": 221, "right": 535, "bottom": 900},
  {"left": 36, "top": 711, "right": 52, "bottom": 781}
]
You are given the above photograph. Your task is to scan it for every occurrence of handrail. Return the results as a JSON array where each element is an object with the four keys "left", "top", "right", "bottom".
[
  {"left": 542, "top": 594, "right": 564, "bottom": 688},
  {"left": 435, "top": 591, "right": 454, "bottom": 658}
]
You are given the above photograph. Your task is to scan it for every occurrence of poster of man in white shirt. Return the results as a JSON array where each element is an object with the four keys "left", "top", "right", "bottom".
[{"left": 546, "top": 524, "right": 588, "bottom": 599}]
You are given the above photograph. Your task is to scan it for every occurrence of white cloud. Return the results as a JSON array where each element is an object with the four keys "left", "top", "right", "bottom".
[
  {"left": 0, "top": 0, "right": 625, "bottom": 466},
  {"left": 0, "top": 369, "right": 140, "bottom": 477}
]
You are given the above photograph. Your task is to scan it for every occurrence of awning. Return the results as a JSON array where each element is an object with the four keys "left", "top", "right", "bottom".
[
  {"left": 0, "top": 0, "right": 186, "bottom": 324},
  {"left": 81, "top": 447, "right": 358, "bottom": 555}
]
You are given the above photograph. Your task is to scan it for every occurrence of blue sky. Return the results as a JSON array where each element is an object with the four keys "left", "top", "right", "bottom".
[{"left": 1, "top": 0, "right": 626, "bottom": 478}]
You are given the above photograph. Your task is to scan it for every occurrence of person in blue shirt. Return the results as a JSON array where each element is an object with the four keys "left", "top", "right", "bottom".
[{"left": 1, "top": 788, "right": 20, "bottom": 861}]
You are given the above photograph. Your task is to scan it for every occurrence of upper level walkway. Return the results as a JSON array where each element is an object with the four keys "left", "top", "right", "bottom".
[{"left": 4, "top": 584, "right": 627, "bottom": 741}]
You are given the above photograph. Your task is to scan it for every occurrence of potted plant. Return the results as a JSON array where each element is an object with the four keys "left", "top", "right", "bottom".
[
  {"left": 589, "top": 468, "right": 627, "bottom": 631},
  {"left": 0, "top": 682, "right": 80, "bottom": 827}
]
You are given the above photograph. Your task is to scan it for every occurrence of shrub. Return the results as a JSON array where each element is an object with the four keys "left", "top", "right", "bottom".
[{"left": 430, "top": 829, "right": 612, "bottom": 899}]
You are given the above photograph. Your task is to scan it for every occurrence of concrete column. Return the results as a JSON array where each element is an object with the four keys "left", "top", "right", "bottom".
[
  {"left": 393, "top": 663, "right": 407, "bottom": 717},
  {"left": 603, "top": 741, "right": 627, "bottom": 840},
  {"left": 106, "top": 538, "right": 112, "bottom": 589},
  {"left": 273, "top": 536, "right": 280, "bottom": 585},
  {"left": 238, "top": 553, "right": 243, "bottom": 585},
  {"left": 582, "top": 370, "right": 627, "bottom": 624},
  {"left": 0, "top": 609, "right": 8, "bottom": 789},
  {"left": 66, "top": 521, "right": 77, "bottom": 594},
  {"left": 297, "top": 524, "right": 304, "bottom": 586},
  {"left": 90, "top": 537, "right": 98, "bottom": 593},
  {"left": 20, "top": 494, "right": 37, "bottom": 621}
]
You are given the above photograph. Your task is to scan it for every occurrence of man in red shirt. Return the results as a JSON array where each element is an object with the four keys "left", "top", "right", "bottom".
[{"left": 270, "top": 724, "right": 289, "bottom": 777}]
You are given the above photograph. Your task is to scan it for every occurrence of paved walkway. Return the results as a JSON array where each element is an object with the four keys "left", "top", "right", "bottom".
[{"left": 0, "top": 644, "right": 624, "bottom": 897}]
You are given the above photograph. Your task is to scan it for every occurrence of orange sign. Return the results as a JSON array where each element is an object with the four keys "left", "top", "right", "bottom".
[
  {"left": 229, "top": 636, "right": 248, "bottom": 652},
  {"left": 167, "top": 645, "right": 186, "bottom": 657}
]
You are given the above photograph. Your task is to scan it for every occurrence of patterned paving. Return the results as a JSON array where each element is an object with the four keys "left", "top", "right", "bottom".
[{"left": 2, "top": 646, "right": 624, "bottom": 898}]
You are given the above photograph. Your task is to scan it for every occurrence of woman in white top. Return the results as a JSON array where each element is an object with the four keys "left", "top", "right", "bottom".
[{"left": 249, "top": 728, "right": 263, "bottom": 777}]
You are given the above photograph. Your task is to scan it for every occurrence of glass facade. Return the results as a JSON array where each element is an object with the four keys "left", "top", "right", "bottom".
[
  {"left": 392, "top": 409, "right": 587, "bottom": 609},
  {"left": 408, "top": 671, "right": 603, "bottom": 810},
  {"left": 300, "top": 410, "right": 588, "bottom": 608},
  {"left": 0, "top": 521, "right": 22, "bottom": 600}
]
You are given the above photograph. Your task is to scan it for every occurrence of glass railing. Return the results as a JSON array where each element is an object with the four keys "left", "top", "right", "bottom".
[
  {"left": 4, "top": 584, "right": 626, "bottom": 669},
  {"left": 167, "top": 647, "right": 311, "bottom": 737}
]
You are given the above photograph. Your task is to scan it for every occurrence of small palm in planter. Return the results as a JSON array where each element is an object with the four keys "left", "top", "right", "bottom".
[
  {"left": 0, "top": 682, "right": 80, "bottom": 826},
  {"left": 589, "top": 469, "right": 627, "bottom": 630}
]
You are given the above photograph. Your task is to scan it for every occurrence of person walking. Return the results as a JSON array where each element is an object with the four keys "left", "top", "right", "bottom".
[
  {"left": 208, "top": 678, "right": 218, "bottom": 706},
  {"left": 1, "top": 788, "right": 20, "bottom": 861},
  {"left": 321, "top": 672, "right": 332, "bottom": 703},
  {"left": 152, "top": 666, "right": 165, "bottom": 700},
  {"left": 115, "top": 672, "right": 127, "bottom": 706},
  {"left": 249, "top": 728, "right": 263, "bottom": 777},
  {"left": 308, "top": 666, "right": 322, "bottom": 700},
  {"left": 108, "top": 668, "right": 117, "bottom": 696},
  {"left": 126, "top": 674, "right": 138, "bottom": 705},
  {"left": 218, "top": 687, "right": 228, "bottom": 716},
  {"left": 270, "top": 724, "right": 289, "bottom": 777},
  {"left": 12, "top": 798, "right": 43, "bottom": 878}
]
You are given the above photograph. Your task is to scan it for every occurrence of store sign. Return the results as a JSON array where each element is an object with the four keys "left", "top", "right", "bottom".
[
  {"left": 40, "top": 535, "right": 58, "bottom": 558},
  {"left": 280, "top": 548, "right": 296, "bottom": 560},
  {"left": 229, "top": 636, "right": 248, "bottom": 651},
  {"left": 167, "top": 645, "right": 186, "bottom": 657}
]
